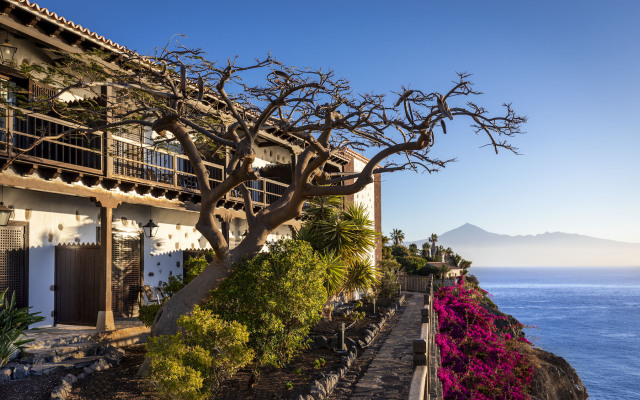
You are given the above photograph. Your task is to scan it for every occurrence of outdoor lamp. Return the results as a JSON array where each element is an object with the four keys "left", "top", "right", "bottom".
[
  {"left": 0, "top": 38, "right": 17, "bottom": 65},
  {"left": 0, "top": 202, "right": 12, "bottom": 226},
  {"left": 143, "top": 219, "right": 159, "bottom": 238}
]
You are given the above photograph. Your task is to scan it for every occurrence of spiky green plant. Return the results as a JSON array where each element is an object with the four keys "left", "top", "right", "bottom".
[
  {"left": 298, "top": 198, "right": 379, "bottom": 295},
  {"left": 344, "top": 259, "right": 380, "bottom": 293},
  {"left": 0, "top": 289, "right": 45, "bottom": 366}
]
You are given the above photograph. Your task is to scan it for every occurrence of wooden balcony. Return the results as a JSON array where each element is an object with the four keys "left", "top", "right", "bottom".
[{"left": 0, "top": 106, "right": 289, "bottom": 208}]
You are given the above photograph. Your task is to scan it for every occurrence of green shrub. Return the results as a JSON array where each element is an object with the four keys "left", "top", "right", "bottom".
[
  {"left": 160, "top": 274, "right": 186, "bottom": 298},
  {"left": 138, "top": 303, "right": 161, "bottom": 327},
  {"left": 184, "top": 253, "right": 211, "bottom": 284},
  {"left": 208, "top": 239, "right": 327, "bottom": 373},
  {"left": 0, "top": 289, "right": 45, "bottom": 366},
  {"left": 147, "top": 306, "right": 253, "bottom": 399},
  {"left": 376, "top": 259, "right": 401, "bottom": 298},
  {"left": 138, "top": 255, "right": 208, "bottom": 327}
]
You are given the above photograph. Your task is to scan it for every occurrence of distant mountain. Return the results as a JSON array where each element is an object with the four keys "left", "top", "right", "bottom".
[{"left": 408, "top": 223, "right": 640, "bottom": 266}]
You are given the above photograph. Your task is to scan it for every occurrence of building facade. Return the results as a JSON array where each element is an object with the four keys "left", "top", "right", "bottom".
[{"left": 0, "top": 0, "right": 381, "bottom": 329}]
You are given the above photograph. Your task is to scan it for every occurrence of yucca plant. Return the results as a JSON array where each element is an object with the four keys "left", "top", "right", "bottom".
[
  {"left": 0, "top": 289, "right": 45, "bottom": 366},
  {"left": 343, "top": 259, "right": 380, "bottom": 293},
  {"left": 298, "top": 196, "right": 379, "bottom": 297}
]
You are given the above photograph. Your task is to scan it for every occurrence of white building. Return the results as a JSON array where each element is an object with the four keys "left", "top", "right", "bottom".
[{"left": 0, "top": 0, "right": 381, "bottom": 329}]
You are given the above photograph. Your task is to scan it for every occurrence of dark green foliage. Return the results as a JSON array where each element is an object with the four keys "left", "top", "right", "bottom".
[
  {"left": 408, "top": 243, "right": 419, "bottom": 256},
  {"left": 138, "top": 254, "right": 209, "bottom": 327},
  {"left": 138, "top": 303, "right": 161, "bottom": 328},
  {"left": 184, "top": 253, "right": 211, "bottom": 284},
  {"left": 0, "top": 289, "right": 45, "bottom": 366},
  {"left": 376, "top": 259, "right": 401, "bottom": 298},
  {"left": 207, "top": 240, "right": 327, "bottom": 372},
  {"left": 391, "top": 245, "right": 409, "bottom": 258},
  {"left": 396, "top": 256, "right": 427, "bottom": 274}
]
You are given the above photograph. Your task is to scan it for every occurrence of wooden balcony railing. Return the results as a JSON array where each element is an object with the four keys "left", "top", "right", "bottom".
[{"left": 0, "top": 106, "right": 290, "bottom": 207}]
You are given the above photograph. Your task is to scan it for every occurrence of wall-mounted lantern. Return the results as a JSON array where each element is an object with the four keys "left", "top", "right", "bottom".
[
  {"left": 0, "top": 202, "right": 11, "bottom": 226},
  {"left": 0, "top": 33, "right": 17, "bottom": 65},
  {"left": 143, "top": 219, "right": 159, "bottom": 238}
]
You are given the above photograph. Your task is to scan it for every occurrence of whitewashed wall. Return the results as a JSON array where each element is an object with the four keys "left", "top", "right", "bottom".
[
  {"left": 2, "top": 187, "right": 212, "bottom": 327},
  {"left": 352, "top": 158, "right": 377, "bottom": 265}
]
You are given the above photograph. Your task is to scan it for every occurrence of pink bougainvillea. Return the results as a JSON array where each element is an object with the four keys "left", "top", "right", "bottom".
[{"left": 434, "top": 280, "right": 533, "bottom": 399}]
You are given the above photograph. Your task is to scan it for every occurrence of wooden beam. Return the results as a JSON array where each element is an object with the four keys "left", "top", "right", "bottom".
[
  {"left": 0, "top": 173, "right": 192, "bottom": 212},
  {"left": 81, "top": 175, "right": 101, "bottom": 187},
  {"left": 178, "top": 192, "right": 192, "bottom": 203},
  {"left": 26, "top": 16, "right": 40, "bottom": 28},
  {"left": 37, "top": 166, "right": 60, "bottom": 180},
  {"left": 135, "top": 184, "right": 151, "bottom": 196},
  {"left": 0, "top": 14, "right": 80, "bottom": 54},
  {"left": 151, "top": 187, "right": 167, "bottom": 198},
  {"left": 11, "top": 163, "right": 36, "bottom": 176},
  {"left": 118, "top": 181, "right": 135, "bottom": 193},
  {"left": 101, "top": 178, "right": 119, "bottom": 190},
  {"left": 49, "top": 26, "right": 63, "bottom": 38},
  {"left": 1, "top": 4, "right": 15, "bottom": 15},
  {"left": 96, "top": 203, "right": 117, "bottom": 331},
  {"left": 59, "top": 171, "right": 81, "bottom": 184}
]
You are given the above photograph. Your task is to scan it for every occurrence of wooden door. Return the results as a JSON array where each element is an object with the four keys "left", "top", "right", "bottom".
[
  {"left": 111, "top": 234, "right": 141, "bottom": 318},
  {"left": 0, "top": 225, "right": 27, "bottom": 308},
  {"left": 54, "top": 244, "right": 101, "bottom": 325}
]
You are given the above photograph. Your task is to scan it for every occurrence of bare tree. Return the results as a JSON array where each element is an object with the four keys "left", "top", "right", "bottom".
[{"left": 12, "top": 43, "right": 525, "bottom": 337}]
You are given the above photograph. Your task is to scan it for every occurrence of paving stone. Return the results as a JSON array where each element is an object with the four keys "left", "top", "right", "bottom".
[{"left": 346, "top": 294, "right": 423, "bottom": 400}]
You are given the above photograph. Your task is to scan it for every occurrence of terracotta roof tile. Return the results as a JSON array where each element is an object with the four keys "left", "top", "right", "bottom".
[{"left": 12, "top": 0, "right": 131, "bottom": 53}]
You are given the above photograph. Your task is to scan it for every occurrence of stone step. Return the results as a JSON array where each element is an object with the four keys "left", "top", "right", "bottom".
[
  {"left": 25, "top": 333, "right": 96, "bottom": 351},
  {"left": 23, "top": 343, "right": 99, "bottom": 363},
  {"left": 30, "top": 356, "right": 104, "bottom": 376}
]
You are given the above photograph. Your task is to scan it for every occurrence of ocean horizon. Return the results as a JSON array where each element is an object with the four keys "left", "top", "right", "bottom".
[{"left": 472, "top": 266, "right": 640, "bottom": 400}]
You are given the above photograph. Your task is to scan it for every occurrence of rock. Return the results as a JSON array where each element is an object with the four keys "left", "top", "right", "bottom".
[
  {"left": 521, "top": 345, "right": 588, "bottom": 400},
  {"left": 82, "top": 366, "right": 93, "bottom": 375},
  {"left": 92, "top": 358, "right": 109, "bottom": 371},
  {"left": 62, "top": 373, "right": 77, "bottom": 385},
  {"left": 0, "top": 367, "right": 12, "bottom": 383},
  {"left": 363, "top": 330, "right": 375, "bottom": 344},
  {"left": 323, "top": 373, "right": 339, "bottom": 393},
  {"left": 12, "top": 364, "right": 30, "bottom": 379},
  {"left": 310, "top": 379, "right": 327, "bottom": 399},
  {"left": 345, "top": 337, "right": 357, "bottom": 350},
  {"left": 51, "top": 380, "right": 72, "bottom": 400}
]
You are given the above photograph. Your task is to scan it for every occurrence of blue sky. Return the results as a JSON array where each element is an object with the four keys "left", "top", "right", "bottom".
[{"left": 43, "top": 1, "right": 640, "bottom": 243}]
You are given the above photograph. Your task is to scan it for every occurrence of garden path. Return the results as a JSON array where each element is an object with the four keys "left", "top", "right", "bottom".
[{"left": 332, "top": 292, "right": 423, "bottom": 400}]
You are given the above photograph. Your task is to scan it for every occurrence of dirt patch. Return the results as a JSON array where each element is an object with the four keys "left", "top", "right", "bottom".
[
  {"left": 0, "top": 368, "right": 69, "bottom": 400},
  {"left": 66, "top": 344, "right": 158, "bottom": 400}
]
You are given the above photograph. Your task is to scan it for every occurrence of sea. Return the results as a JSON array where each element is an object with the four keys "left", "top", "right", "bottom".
[{"left": 471, "top": 266, "right": 640, "bottom": 400}]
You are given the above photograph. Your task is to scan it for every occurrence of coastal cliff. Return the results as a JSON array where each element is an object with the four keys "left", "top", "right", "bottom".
[
  {"left": 521, "top": 345, "right": 589, "bottom": 400},
  {"left": 478, "top": 287, "right": 588, "bottom": 400}
]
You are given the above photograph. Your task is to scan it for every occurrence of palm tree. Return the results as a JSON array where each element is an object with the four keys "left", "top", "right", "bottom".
[
  {"left": 390, "top": 229, "right": 405, "bottom": 246},
  {"left": 428, "top": 233, "right": 438, "bottom": 251},
  {"left": 297, "top": 197, "right": 378, "bottom": 297},
  {"left": 421, "top": 241, "right": 431, "bottom": 258},
  {"left": 409, "top": 243, "right": 419, "bottom": 256}
]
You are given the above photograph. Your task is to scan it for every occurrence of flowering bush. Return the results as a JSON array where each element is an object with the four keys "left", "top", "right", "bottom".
[{"left": 434, "top": 280, "right": 532, "bottom": 399}]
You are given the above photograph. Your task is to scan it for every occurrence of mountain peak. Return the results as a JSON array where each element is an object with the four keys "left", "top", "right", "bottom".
[{"left": 443, "top": 223, "right": 493, "bottom": 237}]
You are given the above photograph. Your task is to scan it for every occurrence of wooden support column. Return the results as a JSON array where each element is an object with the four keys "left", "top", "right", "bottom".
[{"left": 94, "top": 198, "right": 121, "bottom": 331}]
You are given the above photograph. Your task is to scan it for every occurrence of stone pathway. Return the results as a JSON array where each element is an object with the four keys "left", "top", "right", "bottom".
[{"left": 330, "top": 293, "right": 423, "bottom": 400}]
